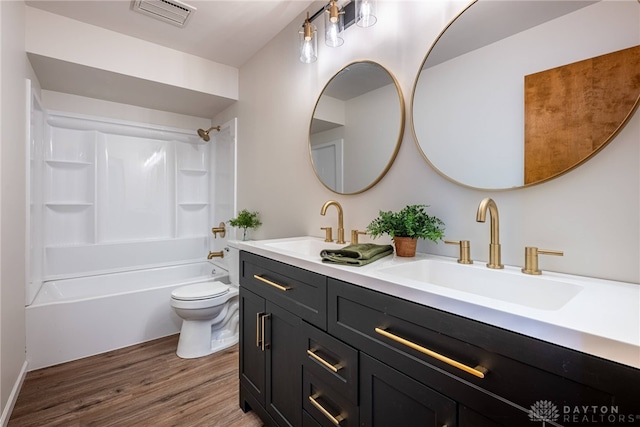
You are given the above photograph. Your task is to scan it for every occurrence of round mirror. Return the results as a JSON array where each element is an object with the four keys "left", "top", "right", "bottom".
[
  {"left": 412, "top": 0, "right": 640, "bottom": 190},
  {"left": 310, "top": 61, "right": 405, "bottom": 194}
]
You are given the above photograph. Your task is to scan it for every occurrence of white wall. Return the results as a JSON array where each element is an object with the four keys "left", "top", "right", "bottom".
[
  {"left": 42, "top": 91, "right": 211, "bottom": 131},
  {"left": 216, "top": 0, "right": 639, "bottom": 284},
  {"left": 0, "top": 0, "right": 29, "bottom": 423},
  {"left": 26, "top": 7, "right": 237, "bottom": 101}
]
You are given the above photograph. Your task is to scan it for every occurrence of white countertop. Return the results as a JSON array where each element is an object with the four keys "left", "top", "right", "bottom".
[{"left": 233, "top": 236, "right": 640, "bottom": 369}]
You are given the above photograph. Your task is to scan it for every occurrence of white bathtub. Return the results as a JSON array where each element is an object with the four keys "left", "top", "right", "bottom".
[{"left": 26, "top": 261, "right": 229, "bottom": 370}]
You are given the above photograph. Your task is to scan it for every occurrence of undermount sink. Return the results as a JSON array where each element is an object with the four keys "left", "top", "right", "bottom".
[
  {"left": 377, "top": 259, "right": 583, "bottom": 311},
  {"left": 263, "top": 237, "right": 344, "bottom": 258}
]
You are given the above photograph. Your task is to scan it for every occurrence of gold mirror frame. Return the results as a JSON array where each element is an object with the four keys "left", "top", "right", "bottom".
[
  {"left": 410, "top": 0, "right": 640, "bottom": 191},
  {"left": 309, "top": 61, "right": 405, "bottom": 195}
]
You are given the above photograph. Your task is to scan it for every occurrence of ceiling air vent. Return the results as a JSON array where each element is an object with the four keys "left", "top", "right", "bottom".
[{"left": 131, "top": 0, "right": 196, "bottom": 28}]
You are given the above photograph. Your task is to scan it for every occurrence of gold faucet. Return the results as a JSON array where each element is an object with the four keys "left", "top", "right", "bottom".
[
  {"left": 476, "top": 198, "right": 503, "bottom": 269},
  {"left": 321, "top": 200, "right": 346, "bottom": 244},
  {"left": 207, "top": 251, "right": 224, "bottom": 259}
]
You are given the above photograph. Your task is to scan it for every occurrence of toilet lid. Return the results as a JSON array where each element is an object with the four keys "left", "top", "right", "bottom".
[{"left": 171, "top": 281, "right": 230, "bottom": 301}]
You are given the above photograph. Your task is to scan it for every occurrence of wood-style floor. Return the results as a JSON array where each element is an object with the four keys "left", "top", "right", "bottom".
[{"left": 9, "top": 335, "right": 264, "bottom": 427}]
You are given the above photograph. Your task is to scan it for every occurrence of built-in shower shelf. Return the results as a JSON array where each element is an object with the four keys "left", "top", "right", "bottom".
[
  {"left": 45, "top": 203, "right": 93, "bottom": 208},
  {"left": 178, "top": 168, "right": 207, "bottom": 174},
  {"left": 45, "top": 160, "right": 93, "bottom": 167},
  {"left": 178, "top": 202, "right": 208, "bottom": 208}
]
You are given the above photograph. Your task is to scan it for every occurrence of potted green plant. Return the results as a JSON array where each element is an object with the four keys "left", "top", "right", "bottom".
[
  {"left": 228, "top": 209, "right": 262, "bottom": 241},
  {"left": 366, "top": 204, "right": 445, "bottom": 257}
]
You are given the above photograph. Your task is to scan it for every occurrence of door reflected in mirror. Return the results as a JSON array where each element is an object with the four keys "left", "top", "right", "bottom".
[
  {"left": 412, "top": 0, "right": 640, "bottom": 190},
  {"left": 310, "top": 61, "right": 404, "bottom": 194}
]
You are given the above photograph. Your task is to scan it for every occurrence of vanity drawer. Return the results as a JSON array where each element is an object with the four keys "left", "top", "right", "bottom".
[
  {"left": 303, "top": 410, "right": 323, "bottom": 427},
  {"left": 302, "top": 321, "right": 358, "bottom": 403},
  {"left": 327, "top": 279, "right": 614, "bottom": 419},
  {"left": 240, "top": 251, "right": 327, "bottom": 329},
  {"left": 303, "top": 367, "right": 359, "bottom": 427}
]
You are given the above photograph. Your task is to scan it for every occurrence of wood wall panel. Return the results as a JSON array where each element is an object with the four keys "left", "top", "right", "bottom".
[{"left": 524, "top": 45, "right": 640, "bottom": 184}]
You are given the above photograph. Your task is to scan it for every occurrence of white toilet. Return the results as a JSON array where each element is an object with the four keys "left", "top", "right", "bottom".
[{"left": 170, "top": 246, "right": 240, "bottom": 359}]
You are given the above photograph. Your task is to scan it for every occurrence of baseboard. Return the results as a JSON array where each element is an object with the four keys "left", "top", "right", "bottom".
[{"left": 0, "top": 360, "right": 28, "bottom": 427}]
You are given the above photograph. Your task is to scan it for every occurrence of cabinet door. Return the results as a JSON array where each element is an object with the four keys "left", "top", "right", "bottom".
[
  {"left": 240, "top": 288, "right": 266, "bottom": 406},
  {"left": 265, "top": 300, "right": 303, "bottom": 427},
  {"left": 360, "top": 353, "right": 456, "bottom": 427},
  {"left": 459, "top": 405, "right": 509, "bottom": 427}
]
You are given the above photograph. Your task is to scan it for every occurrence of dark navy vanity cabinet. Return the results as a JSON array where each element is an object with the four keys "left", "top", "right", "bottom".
[{"left": 239, "top": 251, "right": 640, "bottom": 427}]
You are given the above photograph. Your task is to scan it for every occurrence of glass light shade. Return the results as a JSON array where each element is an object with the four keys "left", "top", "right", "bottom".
[
  {"left": 324, "top": 5, "right": 344, "bottom": 47},
  {"left": 356, "top": 0, "right": 377, "bottom": 27},
  {"left": 299, "top": 22, "right": 317, "bottom": 63}
]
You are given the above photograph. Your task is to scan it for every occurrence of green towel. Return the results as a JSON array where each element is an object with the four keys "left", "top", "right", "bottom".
[{"left": 320, "top": 243, "right": 394, "bottom": 266}]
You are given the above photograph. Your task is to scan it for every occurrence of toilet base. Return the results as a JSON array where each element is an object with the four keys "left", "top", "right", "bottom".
[
  {"left": 176, "top": 322, "right": 239, "bottom": 358},
  {"left": 175, "top": 302, "right": 239, "bottom": 359}
]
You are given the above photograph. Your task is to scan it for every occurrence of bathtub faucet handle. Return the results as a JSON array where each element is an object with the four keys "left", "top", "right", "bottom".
[{"left": 211, "top": 222, "right": 226, "bottom": 239}]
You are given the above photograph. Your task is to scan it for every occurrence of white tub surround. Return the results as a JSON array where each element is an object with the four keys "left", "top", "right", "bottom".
[
  {"left": 236, "top": 237, "right": 640, "bottom": 369},
  {"left": 26, "top": 261, "right": 227, "bottom": 370},
  {"left": 28, "top": 110, "right": 238, "bottom": 302}
]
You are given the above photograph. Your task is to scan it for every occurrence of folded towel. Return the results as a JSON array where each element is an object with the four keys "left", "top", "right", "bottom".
[{"left": 320, "top": 243, "right": 394, "bottom": 266}]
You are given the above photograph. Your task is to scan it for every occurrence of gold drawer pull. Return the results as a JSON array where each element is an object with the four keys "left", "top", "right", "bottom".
[
  {"left": 261, "top": 313, "right": 270, "bottom": 351},
  {"left": 375, "top": 327, "right": 488, "bottom": 379},
  {"left": 308, "top": 394, "right": 344, "bottom": 426},
  {"left": 256, "top": 313, "right": 263, "bottom": 348},
  {"left": 253, "top": 274, "right": 291, "bottom": 291},
  {"left": 307, "top": 349, "right": 342, "bottom": 373}
]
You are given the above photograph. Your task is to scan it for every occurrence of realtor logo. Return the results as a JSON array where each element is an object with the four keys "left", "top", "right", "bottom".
[
  {"left": 529, "top": 400, "right": 560, "bottom": 423},
  {"left": 529, "top": 401, "right": 640, "bottom": 424}
]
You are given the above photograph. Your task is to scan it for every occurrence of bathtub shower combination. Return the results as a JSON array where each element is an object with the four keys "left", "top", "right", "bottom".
[
  {"left": 27, "top": 107, "right": 238, "bottom": 370},
  {"left": 26, "top": 261, "right": 238, "bottom": 370}
]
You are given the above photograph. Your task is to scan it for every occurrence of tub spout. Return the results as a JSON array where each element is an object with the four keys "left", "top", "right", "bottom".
[{"left": 208, "top": 251, "right": 224, "bottom": 260}]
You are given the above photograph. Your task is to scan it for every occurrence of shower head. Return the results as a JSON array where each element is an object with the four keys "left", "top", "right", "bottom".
[{"left": 197, "top": 125, "right": 221, "bottom": 142}]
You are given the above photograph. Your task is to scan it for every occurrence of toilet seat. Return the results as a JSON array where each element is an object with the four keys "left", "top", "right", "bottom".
[{"left": 171, "top": 281, "right": 229, "bottom": 301}]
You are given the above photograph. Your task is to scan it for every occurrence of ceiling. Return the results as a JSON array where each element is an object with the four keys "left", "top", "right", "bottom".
[
  {"left": 25, "top": 0, "right": 318, "bottom": 118},
  {"left": 26, "top": 0, "right": 317, "bottom": 67}
]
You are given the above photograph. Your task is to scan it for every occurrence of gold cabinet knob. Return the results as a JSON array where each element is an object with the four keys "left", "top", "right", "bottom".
[
  {"left": 522, "top": 246, "right": 563, "bottom": 275},
  {"left": 444, "top": 240, "right": 473, "bottom": 264}
]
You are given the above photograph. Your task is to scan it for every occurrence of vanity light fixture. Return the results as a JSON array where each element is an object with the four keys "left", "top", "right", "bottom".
[
  {"left": 299, "top": 12, "right": 318, "bottom": 63},
  {"left": 324, "top": 0, "right": 345, "bottom": 47},
  {"left": 299, "top": 0, "right": 363, "bottom": 63},
  {"left": 355, "top": 0, "right": 377, "bottom": 27}
]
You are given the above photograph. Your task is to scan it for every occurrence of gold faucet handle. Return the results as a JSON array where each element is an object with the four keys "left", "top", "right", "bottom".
[
  {"left": 522, "top": 246, "right": 563, "bottom": 275},
  {"left": 351, "top": 230, "right": 367, "bottom": 244},
  {"left": 321, "top": 227, "right": 333, "bottom": 242},
  {"left": 444, "top": 240, "right": 473, "bottom": 264},
  {"left": 211, "top": 222, "right": 226, "bottom": 239}
]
